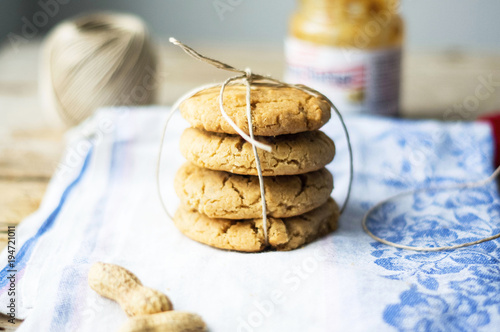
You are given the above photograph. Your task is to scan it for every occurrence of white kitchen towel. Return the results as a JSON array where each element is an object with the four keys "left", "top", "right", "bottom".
[{"left": 1, "top": 107, "right": 499, "bottom": 331}]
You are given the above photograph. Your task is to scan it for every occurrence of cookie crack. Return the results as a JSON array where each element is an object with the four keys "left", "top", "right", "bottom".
[
  {"left": 230, "top": 182, "right": 245, "bottom": 201},
  {"left": 301, "top": 105, "right": 312, "bottom": 129},
  {"left": 269, "top": 156, "right": 302, "bottom": 168},
  {"left": 208, "top": 135, "right": 227, "bottom": 158},
  {"left": 295, "top": 174, "right": 308, "bottom": 198},
  {"left": 221, "top": 175, "right": 230, "bottom": 188}
]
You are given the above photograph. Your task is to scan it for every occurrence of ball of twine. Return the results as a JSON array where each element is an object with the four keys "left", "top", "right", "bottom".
[{"left": 40, "top": 13, "right": 158, "bottom": 126}]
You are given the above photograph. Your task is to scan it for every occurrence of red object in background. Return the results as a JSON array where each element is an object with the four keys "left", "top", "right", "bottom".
[{"left": 479, "top": 112, "right": 500, "bottom": 167}]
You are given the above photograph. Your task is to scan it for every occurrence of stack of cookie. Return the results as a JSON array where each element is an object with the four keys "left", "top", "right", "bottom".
[{"left": 173, "top": 85, "right": 339, "bottom": 252}]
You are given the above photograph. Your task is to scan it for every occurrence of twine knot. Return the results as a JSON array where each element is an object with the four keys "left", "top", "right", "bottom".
[{"left": 244, "top": 68, "right": 253, "bottom": 81}]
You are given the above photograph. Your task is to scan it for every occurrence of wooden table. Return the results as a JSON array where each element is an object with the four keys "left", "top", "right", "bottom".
[{"left": 1, "top": 41, "right": 500, "bottom": 329}]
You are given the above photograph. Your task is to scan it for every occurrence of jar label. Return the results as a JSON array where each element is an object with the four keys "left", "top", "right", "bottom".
[{"left": 284, "top": 37, "right": 402, "bottom": 116}]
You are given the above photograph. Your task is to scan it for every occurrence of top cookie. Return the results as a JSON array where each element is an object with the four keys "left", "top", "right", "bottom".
[{"left": 179, "top": 85, "right": 331, "bottom": 136}]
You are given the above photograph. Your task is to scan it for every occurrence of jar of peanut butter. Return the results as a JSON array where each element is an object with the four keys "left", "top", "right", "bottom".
[{"left": 285, "top": 0, "right": 404, "bottom": 116}]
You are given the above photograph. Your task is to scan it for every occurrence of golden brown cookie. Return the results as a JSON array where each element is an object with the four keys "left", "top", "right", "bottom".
[
  {"left": 173, "top": 198, "right": 339, "bottom": 252},
  {"left": 180, "top": 128, "right": 335, "bottom": 176},
  {"left": 174, "top": 163, "right": 333, "bottom": 220},
  {"left": 179, "top": 85, "right": 331, "bottom": 136}
]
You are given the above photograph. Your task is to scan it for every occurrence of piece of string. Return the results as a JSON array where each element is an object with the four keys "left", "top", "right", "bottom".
[
  {"left": 362, "top": 158, "right": 500, "bottom": 251},
  {"left": 244, "top": 69, "right": 269, "bottom": 243},
  {"left": 157, "top": 38, "right": 354, "bottom": 247}
]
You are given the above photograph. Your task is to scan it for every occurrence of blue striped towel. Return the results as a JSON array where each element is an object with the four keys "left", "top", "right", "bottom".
[{"left": 1, "top": 107, "right": 499, "bottom": 331}]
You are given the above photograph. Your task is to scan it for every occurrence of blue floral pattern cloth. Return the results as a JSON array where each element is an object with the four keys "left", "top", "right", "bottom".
[
  {"left": 328, "top": 116, "right": 500, "bottom": 331},
  {"left": 2, "top": 110, "right": 499, "bottom": 331}
]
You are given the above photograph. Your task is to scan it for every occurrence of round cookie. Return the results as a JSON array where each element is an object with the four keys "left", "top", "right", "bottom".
[
  {"left": 173, "top": 198, "right": 339, "bottom": 252},
  {"left": 179, "top": 85, "right": 331, "bottom": 136},
  {"left": 174, "top": 163, "right": 333, "bottom": 220},
  {"left": 180, "top": 128, "right": 335, "bottom": 176}
]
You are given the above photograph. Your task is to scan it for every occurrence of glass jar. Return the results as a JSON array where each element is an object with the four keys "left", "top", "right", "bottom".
[{"left": 285, "top": 0, "right": 404, "bottom": 116}]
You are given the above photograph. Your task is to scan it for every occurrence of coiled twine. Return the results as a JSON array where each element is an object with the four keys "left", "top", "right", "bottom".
[{"left": 40, "top": 13, "right": 158, "bottom": 126}]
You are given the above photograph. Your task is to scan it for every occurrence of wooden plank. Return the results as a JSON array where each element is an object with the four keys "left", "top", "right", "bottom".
[
  {"left": 0, "top": 126, "right": 64, "bottom": 250},
  {"left": 0, "top": 128, "right": 64, "bottom": 179},
  {"left": 402, "top": 51, "right": 500, "bottom": 119},
  {"left": 0, "top": 314, "right": 21, "bottom": 331},
  {"left": 0, "top": 180, "right": 49, "bottom": 225}
]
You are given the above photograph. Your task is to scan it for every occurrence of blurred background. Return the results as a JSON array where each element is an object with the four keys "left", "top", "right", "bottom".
[{"left": 3, "top": 0, "right": 500, "bottom": 51}]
